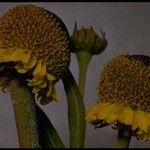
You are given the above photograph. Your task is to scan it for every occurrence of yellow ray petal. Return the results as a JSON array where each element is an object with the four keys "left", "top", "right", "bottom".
[
  {"left": 27, "top": 78, "right": 43, "bottom": 86},
  {"left": 15, "top": 49, "right": 31, "bottom": 64},
  {"left": 32, "top": 60, "right": 47, "bottom": 78},
  {"left": 15, "top": 55, "right": 37, "bottom": 73},
  {"left": 146, "top": 113, "right": 150, "bottom": 126},
  {"left": 86, "top": 111, "right": 98, "bottom": 123},
  {"left": 86, "top": 103, "right": 109, "bottom": 123},
  {"left": 24, "top": 55, "right": 37, "bottom": 70},
  {"left": 51, "top": 86, "right": 58, "bottom": 101},
  {"left": 32, "top": 60, "right": 42, "bottom": 77},
  {"left": 132, "top": 110, "right": 149, "bottom": 133},
  {"left": 96, "top": 105, "right": 110, "bottom": 120},
  {"left": 47, "top": 81, "right": 57, "bottom": 101},
  {"left": 0, "top": 48, "right": 31, "bottom": 64},
  {"left": 118, "top": 106, "right": 134, "bottom": 125},
  {"left": 86, "top": 113, "right": 99, "bottom": 123},
  {"left": 47, "top": 73, "right": 56, "bottom": 81},
  {"left": 105, "top": 103, "right": 123, "bottom": 124}
]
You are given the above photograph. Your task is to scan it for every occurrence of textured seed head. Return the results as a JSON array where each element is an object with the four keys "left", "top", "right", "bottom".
[
  {"left": 71, "top": 22, "right": 108, "bottom": 55},
  {"left": 97, "top": 55, "right": 150, "bottom": 112},
  {"left": 0, "top": 4, "right": 71, "bottom": 80}
]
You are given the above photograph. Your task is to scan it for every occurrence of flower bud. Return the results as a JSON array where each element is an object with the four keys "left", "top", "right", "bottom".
[{"left": 71, "top": 22, "right": 108, "bottom": 55}]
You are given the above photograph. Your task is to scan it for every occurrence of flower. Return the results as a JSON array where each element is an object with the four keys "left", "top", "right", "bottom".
[
  {"left": 71, "top": 22, "right": 108, "bottom": 55},
  {"left": 86, "top": 54, "right": 150, "bottom": 141},
  {"left": 0, "top": 4, "right": 71, "bottom": 104}
]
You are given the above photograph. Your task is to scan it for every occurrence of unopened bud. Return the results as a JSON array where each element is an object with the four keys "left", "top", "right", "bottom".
[{"left": 71, "top": 22, "right": 108, "bottom": 55}]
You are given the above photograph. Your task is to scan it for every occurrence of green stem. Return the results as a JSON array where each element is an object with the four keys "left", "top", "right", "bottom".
[
  {"left": 9, "top": 79, "right": 40, "bottom": 148},
  {"left": 62, "top": 69, "right": 86, "bottom": 148},
  {"left": 115, "top": 125, "right": 132, "bottom": 148},
  {"left": 76, "top": 51, "right": 92, "bottom": 98},
  {"left": 36, "top": 105, "right": 65, "bottom": 148}
]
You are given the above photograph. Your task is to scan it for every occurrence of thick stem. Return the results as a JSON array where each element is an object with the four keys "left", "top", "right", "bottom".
[
  {"left": 62, "top": 69, "right": 86, "bottom": 148},
  {"left": 37, "top": 105, "right": 65, "bottom": 148},
  {"left": 76, "top": 51, "right": 92, "bottom": 98},
  {"left": 115, "top": 125, "right": 132, "bottom": 148},
  {"left": 9, "top": 79, "right": 40, "bottom": 148}
]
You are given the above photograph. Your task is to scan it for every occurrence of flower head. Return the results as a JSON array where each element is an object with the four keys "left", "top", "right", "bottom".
[
  {"left": 71, "top": 22, "right": 108, "bottom": 55},
  {"left": 86, "top": 54, "right": 150, "bottom": 141},
  {"left": 0, "top": 4, "right": 71, "bottom": 104}
]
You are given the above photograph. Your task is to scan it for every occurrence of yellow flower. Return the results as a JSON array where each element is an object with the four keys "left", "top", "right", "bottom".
[
  {"left": 0, "top": 4, "right": 71, "bottom": 104},
  {"left": 86, "top": 55, "right": 150, "bottom": 141}
]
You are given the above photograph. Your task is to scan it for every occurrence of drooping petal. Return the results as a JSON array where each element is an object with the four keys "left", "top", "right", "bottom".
[
  {"left": 86, "top": 102, "right": 150, "bottom": 141},
  {"left": 105, "top": 103, "right": 123, "bottom": 124},
  {"left": 47, "top": 81, "right": 58, "bottom": 101},
  {"left": 0, "top": 47, "right": 58, "bottom": 104},
  {"left": 132, "top": 110, "right": 149, "bottom": 133},
  {"left": 15, "top": 55, "right": 37, "bottom": 73},
  {"left": 118, "top": 106, "right": 134, "bottom": 125}
]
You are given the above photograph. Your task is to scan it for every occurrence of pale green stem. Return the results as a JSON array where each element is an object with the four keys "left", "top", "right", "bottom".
[
  {"left": 76, "top": 51, "right": 92, "bottom": 98},
  {"left": 62, "top": 69, "right": 86, "bottom": 148},
  {"left": 9, "top": 79, "right": 40, "bottom": 148},
  {"left": 115, "top": 125, "right": 132, "bottom": 148}
]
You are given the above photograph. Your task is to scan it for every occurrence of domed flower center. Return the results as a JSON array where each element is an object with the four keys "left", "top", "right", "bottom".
[
  {"left": 98, "top": 55, "right": 150, "bottom": 112},
  {"left": 0, "top": 4, "right": 70, "bottom": 80}
]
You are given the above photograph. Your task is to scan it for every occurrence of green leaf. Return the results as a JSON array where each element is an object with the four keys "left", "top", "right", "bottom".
[
  {"left": 36, "top": 105, "right": 65, "bottom": 148},
  {"left": 62, "top": 69, "right": 86, "bottom": 148}
]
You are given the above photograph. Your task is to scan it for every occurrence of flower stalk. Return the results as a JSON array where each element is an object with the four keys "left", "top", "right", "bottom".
[
  {"left": 9, "top": 79, "right": 40, "bottom": 148},
  {"left": 71, "top": 23, "right": 108, "bottom": 98},
  {"left": 115, "top": 124, "right": 132, "bottom": 148},
  {"left": 76, "top": 51, "right": 92, "bottom": 97},
  {"left": 62, "top": 69, "right": 86, "bottom": 148}
]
